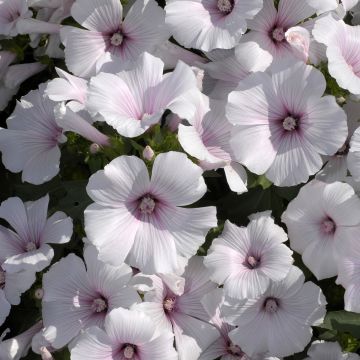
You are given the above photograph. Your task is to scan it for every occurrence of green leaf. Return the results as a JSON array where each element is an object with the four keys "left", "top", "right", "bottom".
[{"left": 318, "top": 311, "right": 360, "bottom": 338}]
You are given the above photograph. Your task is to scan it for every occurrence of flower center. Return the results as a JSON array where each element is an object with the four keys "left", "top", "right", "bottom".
[
  {"left": 123, "top": 345, "right": 135, "bottom": 359},
  {"left": 264, "top": 298, "right": 278, "bottom": 313},
  {"left": 282, "top": 116, "right": 297, "bottom": 131},
  {"left": 0, "top": 269, "right": 5, "bottom": 289},
  {"left": 227, "top": 342, "right": 247, "bottom": 358},
  {"left": 139, "top": 195, "right": 156, "bottom": 215},
  {"left": 163, "top": 296, "right": 176, "bottom": 312},
  {"left": 26, "top": 241, "right": 37, "bottom": 252},
  {"left": 217, "top": 0, "right": 234, "bottom": 13},
  {"left": 336, "top": 142, "right": 349, "bottom": 156},
  {"left": 91, "top": 298, "right": 107, "bottom": 313},
  {"left": 321, "top": 218, "right": 336, "bottom": 235},
  {"left": 246, "top": 255, "right": 259, "bottom": 269},
  {"left": 272, "top": 27, "right": 285, "bottom": 42},
  {"left": 111, "top": 32, "right": 123, "bottom": 46}
]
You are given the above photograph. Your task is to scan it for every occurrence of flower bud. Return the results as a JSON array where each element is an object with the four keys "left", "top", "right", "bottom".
[{"left": 143, "top": 145, "right": 155, "bottom": 161}]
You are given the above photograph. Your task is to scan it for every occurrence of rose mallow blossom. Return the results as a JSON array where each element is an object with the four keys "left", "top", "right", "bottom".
[
  {"left": 316, "top": 99, "right": 360, "bottom": 183},
  {"left": 61, "top": 0, "right": 168, "bottom": 78},
  {"left": 0, "top": 194, "right": 73, "bottom": 273},
  {"left": 305, "top": 340, "right": 360, "bottom": 360},
  {"left": 71, "top": 308, "right": 178, "bottom": 360},
  {"left": 42, "top": 245, "right": 140, "bottom": 348},
  {"left": 221, "top": 266, "right": 327, "bottom": 358},
  {"left": 227, "top": 60, "right": 348, "bottom": 186},
  {"left": 85, "top": 151, "right": 217, "bottom": 274},
  {"left": 243, "top": 0, "right": 315, "bottom": 60},
  {"left": 86, "top": 52, "right": 199, "bottom": 138},
  {"left": 348, "top": 122, "right": 360, "bottom": 181},
  {"left": 0, "top": 84, "right": 109, "bottom": 184},
  {"left": 336, "top": 226, "right": 360, "bottom": 313},
  {"left": 0, "top": 265, "right": 35, "bottom": 326},
  {"left": 204, "top": 212, "right": 293, "bottom": 299},
  {"left": 200, "top": 288, "right": 280, "bottom": 360},
  {"left": 135, "top": 256, "right": 220, "bottom": 360},
  {"left": 0, "top": 0, "right": 32, "bottom": 36},
  {"left": 0, "top": 321, "right": 43, "bottom": 360},
  {"left": 200, "top": 41, "right": 273, "bottom": 100},
  {"left": 165, "top": 0, "right": 263, "bottom": 51},
  {"left": 282, "top": 180, "right": 360, "bottom": 280},
  {"left": 178, "top": 93, "right": 248, "bottom": 194},
  {"left": 313, "top": 14, "right": 360, "bottom": 95}
]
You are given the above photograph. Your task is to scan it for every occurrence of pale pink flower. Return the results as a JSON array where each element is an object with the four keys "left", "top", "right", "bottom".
[
  {"left": 200, "top": 41, "right": 273, "bottom": 100},
  {"left": 227, "top": 60, "right": 348, "bottom": 186},
  {"left": 305, "top": 340, "right": 360, "bottom": 360},
  {"left": 0, "top": 84, "right": 109, "bottom": 184},
  {"left": 165, "top": 0, "right": 263, "bottom": 51},
  {"left": 317, "top": 99, "right": 360, "bottom": 183},
  {"left": 204, "top": 212, "right": 293, "bottom": 299},
  {"left": 71, "top": 308, "right": 178, "bottom": 360},
  {"left": 336, "top": 228, "right": 360, "bottom": 313},
  {"left": 85, "top": 151, "right": 217, "bottom": 274},
  {"left": 282, "top": 180, "right": 360, "bottom": 280},
  {"left": 0, "top": 265, "right": 35, "bottom": 326},
  {"left": 60, "top": 0, "right": 167, "bottom": 78},
  {"left": 4, "top": 62, "right": 46, "bottom": 90},
  {"left": 222, "top": 266, "right": 327, "bottom": 358},
  {"left": 243, "top": 0, "right": 315, "bottom": 60},
  {"left": 349, "top": 114, "right": 360, "bottom": 180},
  {"left": 0, "top": 0, "right": 32, "bottom": 36},
  {"left": 86, "top": 52, "right": 199, "bottom": 138},
  {"left": 135, "top": 257, "right": 220, "bottom": 360},
  {"left": 307, "top": 0, "right": 359, "bottom": 15},
  {"left": 42, "top": 245, "right": 140, "bottom": 348},
  {"left": 0, "top": 50, "right": 17, "bottom": 110},
  {"left": 178, "top": 93, "right": 248, "bottom": 194},
  {"left": 0, "top": 195, "right": 72, "bottom": 273},
  {"left": 0, "top": 321, "right": 42, "bottom": 360},
  {"left": 313, "top": 14, "right": 360, "bottom": 95}
]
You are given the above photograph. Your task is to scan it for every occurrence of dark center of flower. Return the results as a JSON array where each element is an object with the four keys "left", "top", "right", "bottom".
[
  {"left": 264, "top": 298, "right": 279, "bottom": 313},
  {"left": 123, "top": 344, "right": 136, "bottom": 359},
  {"left": 111, "top": 32, "right": 124, "bottom": 46},
  {"left": 282, "top": 116, "right": 298, "bottom": 131},
  {"left": 163, "top": 296, "right": 176, "bottom": 312},
  {"left": 227, "top": 342, "right": 248, "bottom": 358},
  {"left": 0, "top": 269, "right": 5, "bottom": 290},
  {"left": 272, "top": 27, "right": 285, "bottom": 42},
  {"left": 91, "top": 298, "right": 107, "bottom": 313},
  {"left": 321, "top": 217, "right": 336, "bottom": 235},
  {"left": 217, "top": 0, "right": 234, "bottom": 13},
  {"left": 245, "top": 255, "right": 260, "bottom": 269},
  {"left": 26, "top": 241, "right": 37, "bottom": 252},
  {"left": 336, "top": 142, "right": 350, "bottom": 156},
  {"left": 139, "top": 195, "right": 156, "bottom": 215}
]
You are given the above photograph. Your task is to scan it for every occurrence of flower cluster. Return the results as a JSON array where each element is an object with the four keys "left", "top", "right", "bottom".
[{"left": 1, "top": 0, "right": 360, "bottom": 359}]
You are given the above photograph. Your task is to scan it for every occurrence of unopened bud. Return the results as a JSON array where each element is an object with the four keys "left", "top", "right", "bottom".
[
  {"left": 143, "top": 145, "right": 155, "bottom": 161},
  {"left": 34, "top": 288, "right": 44, "bottom": 300},
  {"left": 40, "top": 346, "right": 54, "bottom": 360},
  {"left": 89, "top": 143, "right": 100, "bottom": 154},
  {"left": 336, "top": 96, "right": 346, "bottom": 105}
]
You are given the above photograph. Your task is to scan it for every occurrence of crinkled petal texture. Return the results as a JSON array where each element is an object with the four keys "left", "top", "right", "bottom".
[
  {"left": 86, "top": 52, "right": 198, "bottom": 138},
  {"left": 313, "top": 15, "right": 360, "bottom": 95},
  {"left": 85, "top": 151, "right": 217, "bottom": 274},
  {"left": 228, "top": 60, "right": 347, "bottom": 186},
  {"left": 204, "top": 212, "right": 293, "bottom": 299},
  {"left": 165, "top": 0, "right": 263, "bottom": 51},
  {"left": 62, "top": 0, "right": 167, "bottom": 78},
  {"left": 0, "top": 84, "right": 65, "bottom": 185},
  {"left": 222, "top": 266, "right": 327, "bottom": 358},
  {"left": 282, "top": 180, "right": 360, "bottom": 280},
  {"left": 71, "top": 308, "right": 178, "bottom": 360}
]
